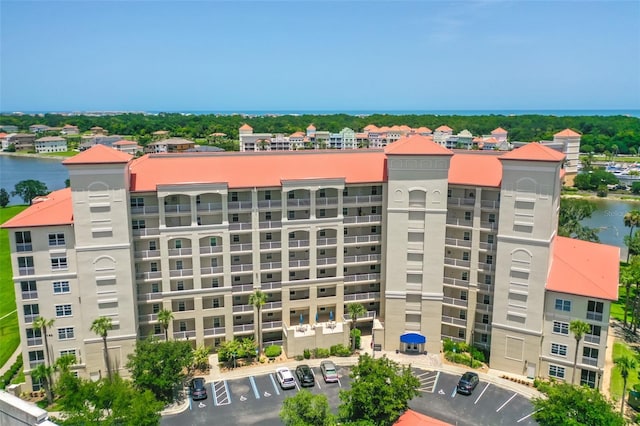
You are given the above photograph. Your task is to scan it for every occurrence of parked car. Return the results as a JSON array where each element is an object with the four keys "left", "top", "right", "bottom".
[
  {"left": 457, "top": 371, "right": 479, "bottom": 395},
  {"left": 190, "top": 377, "right": 208, "bottom": 400},
  {"left": 295, "top": 364, "right": 315, "bottom": 387},
  {"left": 276, "top": 367, "right": 296, "bottom": 390},
  {"left": 320, "top": 360, "right": 339, "bottom": 383}
]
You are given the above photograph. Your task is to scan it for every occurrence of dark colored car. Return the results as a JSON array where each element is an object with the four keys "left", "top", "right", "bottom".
[
  {"left": 457, "top": 372, "right": 479, "bottom": 395},
  {"left": 295, "top": 364, "right": 315, "bottom": 387},
  {"left": 190, "top": 377, "right": 208, "bottom": 400}
]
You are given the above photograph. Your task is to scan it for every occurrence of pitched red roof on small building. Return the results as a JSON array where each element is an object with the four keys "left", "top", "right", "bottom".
[
  {"left": 395, "top": 410, "right": 452, "bottom": 426},
  {"left": 547, "top": 236, "right": 619, "bottom": 301},
  {"left": 2, "top": 188, "right": 73, "bottom": 228},
  {"left": 63, "top": 144, "right": 132, "bottom": 165},
  {"left": 491, "top": 127, "right": 507, "bottom": 134},
  {"left": 113, "top": 140, "right": 138, "bottom": 146},
  {"left": 499, "top": 142, "right": 565, "bottom": 162},
  {"left": 307, "top": 124, "right": 316, "bottom": 130},
  {"left": 384, "top": 135, "right": 453, "bottom": 156},
  {"left": 554, "top": 128, "right": 581, "bottom": 138},
  {"left": 435, "top": 125, "right": 452, "bottom": 132},
  {"left": 239, "top": 124, "right": 253, "bottom": 131}
]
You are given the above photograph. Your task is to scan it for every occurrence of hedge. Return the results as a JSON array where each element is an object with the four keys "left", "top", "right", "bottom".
[{"left": 0, "top": 354, "right": 23, "bottom": 389}]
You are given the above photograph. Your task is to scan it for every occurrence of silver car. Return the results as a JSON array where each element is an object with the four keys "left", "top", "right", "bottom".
[
  {"left": 320, "top": 360, "right": 338, "bottom": 383},
  {"left": 276, "top": 367, "right": 296, "bottom": 390}
]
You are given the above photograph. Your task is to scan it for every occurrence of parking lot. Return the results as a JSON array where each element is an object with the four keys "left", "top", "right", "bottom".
[{"left": 162, "top": 367, "right": 538, "bottom": 426}]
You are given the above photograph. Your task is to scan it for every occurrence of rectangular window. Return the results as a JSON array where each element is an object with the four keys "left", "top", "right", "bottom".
[
  {"left": 24, "top": 304, "right": 39, "bottom": 322},
  {"left": 488, "top": 213, "right": 496, "bottom": 223},
  {"left": 343, "top": 208, "right": 348, "bottom": 216},
  {"left": 232, "top": 214, "right": 239, "bottom": 222},
  {"left": 484, "top": 275, "right": 492, "bottom": 285},
  {"left": 487, "top": 234, "right": 495, "bottom": 244},
  {"left": 231, "top": 192, "right": 238, "bottom": 202},
  {"left": 483, "top": 294, "right": 490, "bottom": 304},
  {"left": 150, "top": 262, "right": 158, "bottom": 272},
  {"left": 288, "top": 192, "right": 295, "bottom": 199},
  {"left": 587, "top": 300, "right": 604, "bottom": 321},
  {"left": 15, "top": 231, "right": 32, "bottom": 251},
  {"left": 152, "top": 304, "right": 160, "bottom": 313},
  {"left": 176, "top": 260, "right": 183, "bottom": 270},
  {"left": 29, "top": 350, "right": 45, "bottom": 368},
  {"left": 482, "top": 314, "right": 489, "bottom": 324},
  {"left": 319, "top": 209, "right": 326, "bottom": 217},
  {"left": 132, "top": 220, "right": 146, "bottom": 230},
  {"left": 213, "top": 298, "right": 220, "bottom": 308},
  {"left": 464, "top": 211, "right": 472, "bottom": 221},
  {"left": 212, "top": 278, "right": 219, "bottom": 287},
  {"left": 463, "top": 232, "right": 470, "bottom": 241},
  {"left": 177, "top": 281, "right": 184, "bottom": 291},
  {"left": 460, "top": 290, "right": 468, "bottom": 301},
  {"left": 233, "top": 235, "right": 240, "bottom": 243},
  {"left": 151, "top": 282, "right": 160, "bottom": 293},
  {"left": 486, "top": 255, "right": 493, "bottom": 265},
  {"left": 462, "top": 272, "right": 469, "bottom": 281},
  {"left": 549, "top": 365, "right": 565, "bottom": 379},
  {"left": 55, "top": 304, "right": 72, "bottom": 317},
  {"left": 196, "top": 195, "right": 201, "bottom": 204},
  {"left": 583, "top": 347, "right": 599, "bottom": 360},
  {"left": 149, "top": 241, "right": 157, "bottom": 250},
  {"left": 462, "top": 252, "right": 470, "bottom": 261},
  {"left": 154, "top": 324, "right": 162, "bottom": 334},
  {"left": 264, "top": 190, "right": 271, "bottom": 200},
  {"left": 288, "top": 211, "right": 295, "bottom": 220},
  {"left": 555, "top": 299, "right": 571, "bottom": 312},
  {"left": 18, "top": 256, "right": 34, "bottom": 271},
  {"left": 551, "top": 343, "right": 568, "bottom": 357},
  {"left": 51, "top": 257, "right": 68, "bottom": 270},
  {"left": 581, "top": 370, "right": 597, "bottom": 388},
  {"left": 57, "top": 327, "right": 74, "bottom": 340},
  {"left": 210, "top": 238, "right": 217, "bottom": 247},
  {"left": 447, "top": 189, "right": 452, "bottom": 198},
  {"left": 372, "top": 186, "right": 378, "bottom": 195},
  {"left": 319, "top": 189, "right": 326, "bottom": 198},
  {"left": 130, "top": 197, "right": 144, "bottom": 207},
  {"left": 53, "top": 281, "right": 70, "bottom": 294},
  {"left": 175, "top": 239, "right": 182, "bottom": 249},
  {"left": 553, "top": 321, "right": 569, "bottom": 335},
  {"left": 48, "top": 233, "right": 65, "bottom": 246},
  {"left": 371, "top": 226, "right": 377, "bottom": 233},
  {"left": 21, "top": 280, "right": 37, "bottom": 299},
  {"left": 265, "top": 212, "right": 272, "bottom": 220},
  {"left": 59, "top": 349, "right": 76, "bottom": 358},
  {"left": 178, "top": 301, "right": 186, "bottom": 311},
  {"left": 265, "top": 233, "right": 272, "bottom": 241},
  {"left": 372, "top": 207, "right": 378, "bottom": 214}
]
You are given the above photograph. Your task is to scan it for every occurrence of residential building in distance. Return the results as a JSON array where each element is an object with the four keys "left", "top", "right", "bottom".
[
  {"left": 34, "top": 136, "right": 67, "bottom": 153},
  {"left": 0, "top": 125, "right": 19, "bottom": 133},
  {"left": 29, "top": 124, "right": 51, "bottom": 134},
  {"left": 144, "top": 138, "right": 196, "bottom": 154},
  {"left": 3, "top": 135, "right": 615, "bottom": 393},
  {"left": 5, "top": 134, "right": 36, "bottom": 152},
  {"left": 60, "top": 125, "right": 80, "bottom": 135},
  {"left": 112, "top": 139, "right": 142, "bottom": 155}
]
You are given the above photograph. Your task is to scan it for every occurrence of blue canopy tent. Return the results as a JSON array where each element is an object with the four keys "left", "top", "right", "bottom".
[{"left": 399, "top": 332, "right": 426, "bottom": 344}]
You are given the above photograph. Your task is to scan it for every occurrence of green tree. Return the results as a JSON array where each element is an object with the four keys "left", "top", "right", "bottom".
[
  {"left": 281, "top": 390, "right": 336, "bottom": 426},
  {"left": 558, "top": 198, "right": 600, "bottom": 242},
  {"left": 126, "top": 338, "right": 193, "bottom": 402},
  {"left": 249, "top": 290, "right": 267, "bottom": 355},
  {"left": 193, "top": 344, "right": 210, "bottom": 372},
  {"left": 532, "top": 382, "right": 624, "bottom": 426},
  {"left": 90, "top": 316, "right": 113, "bottom": 381},
  {"left": 620, "top": 261, "right": 640, "bottom": 328},
  {"left": 33, "top": 316, "right": 55, "bottom": 388},
  {"left": 338, "top": 354, "right": 420, "bottom": 425},
  {"left": 31, "top": 363, "right": 54, "bottom": 405},
  {"left": 157, "top": 308, "right": 174, "bottom": 341},
  {"left": 632, "top": 182, "right": 640, "bottom": 195},
  {"left": 614, "top": 354, "right": 637, "bottom": 415},
  {"left": 11, "top": 179, "right": 48, "bottom": 205},
  {"left": 347, "top": 303, "right": 367, "bottom": 351},
  {"left": 569, "top": 320, "right": 591, "bottom": 385},
  {"left": 624, "top": 210, "right": 640, "bottom": 262},
  {"left": 0, "top": 188, "right": 9, "bottom": 207}
]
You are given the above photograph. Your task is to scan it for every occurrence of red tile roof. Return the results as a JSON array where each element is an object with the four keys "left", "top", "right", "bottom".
[
  {"left": 554, "top": 128, "right": 581, "bottom": 137},
  {"left": 307, "top": 124, "right": 316, "bottom": 130},
  {"left": 449, "top": 154, "right": 502, "bottom": 187},
  {"left": 500, "top": 142, "right": 565, "bottom": 162},
  {"left": 0, "top": 133, "right": 8, "bottom": 138},
  {"left": 435, "top": 125, "right": 452, "bottom": 132},
  {"left": 547, "top": 236, "right": 619, "bottom": 301},
  {"left": 239, "top": 124, "right": 253, "bottom": 131},
  {"left": 2, "top": 188, "right": 73, "bottom": 228},
  {"left": 395, "top": 410, "right": 452, "bottom": 426},
  {"left": 63, "top": 144, "right": 132, "bottom": 165},
  {"left": 491, "top": 127, "right": 507, "bottom": 134},
  {"left": 384, "top": 135, "right": 453, "bottom": 156},
  {"left": 113, "top": 140, "right": 138, "bottom": 146},
  {"left": 415, "top": 127, "right": 432, "bottom": 133}
]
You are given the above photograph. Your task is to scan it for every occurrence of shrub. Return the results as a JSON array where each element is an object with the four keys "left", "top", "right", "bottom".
[
  {"left": 330, "top": 344, "right": 352, "bottom": 357},
  {"left": 469, "top": 347, "right": 485, "bottom": 363},
  {"left": 0, "top": 354, "right": 23, "bottom": 389},
  {"left": 350, "top": 328, "right": 361, "bottom": 349},
  {"left": 294, "top": 355, "right": 304, "bottom": 361},
  {"left": 303, "top": 349, "right": 311, "bottom": 359},
  {"left": 313, "top": 348, "right": 330, "bottom": 358},
  {"left": 264, "top": 345, "right": 282, "bottom": 359}
]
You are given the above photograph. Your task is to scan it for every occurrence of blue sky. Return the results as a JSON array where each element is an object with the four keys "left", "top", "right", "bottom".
[{"left": 1, "top": 1, "right": 639, "bottom": 112}]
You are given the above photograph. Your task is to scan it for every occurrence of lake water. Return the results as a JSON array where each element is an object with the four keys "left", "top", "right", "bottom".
[{"left": 0, "top": 155, "right": 68, "bottom": 205}]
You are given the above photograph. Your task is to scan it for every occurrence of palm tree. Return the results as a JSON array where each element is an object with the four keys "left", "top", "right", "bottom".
[
  {"left": 157, "top": 308, "right": 174, "bottom": 341},
  {"left": 614, "top": 355, "right": 637, "bottom": 414},
  {"left": 348, "top": 303, "right": 367, "bottom": 351},
  {"left": 570, "top": 320, "right": 591, "bottom": 385},
  {"left": 624, "top": 210, "right": 640, "bottom": 262},
  {"left": 33, "top": 316, "right": 55, "bottom": 387},
  {"left": 31, "top": 363, "right": 54, "bottom": 405},
  {"left": 249, "top": 290, "right": 267, "bottom": 356},
  {"left": 90, "top": 316, "right": 114, "bottom": 381}
]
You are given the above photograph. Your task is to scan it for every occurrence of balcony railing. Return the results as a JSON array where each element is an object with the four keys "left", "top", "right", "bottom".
[
  {"left": 173, "top": 330, "right": 196, "bottom": 340},
  {"left": 263, "top": 301, "right": 282, "bottom": 310},
  {"left": 29, "top": 360, "right": 45, "bottom": 369},
  {"left": 443, "top": 277, "right": 469, "bottom": 288},
  {"left": 232, "top": 284, "right": 254, "bottom": 293},
  {"left": 21, "top": 291, "right": 38, "bottom": 300},
  {"left": 343, "top": 215, "right": 382, "bottom": 224},
  {"left": 445, "top": 237, "right": 472, "bottom": 248},
  {"left": 132, "top": 228, "right": 160, "bottom": 236},
  {"left": 200, "top": 245, "right": 224, "bottom": 255},
  {"left": 343, "top": 310, "right": 376, "bottom": 320},
  {"left": 259, "top": 221, "right": 282, "bottom": 229},
  {"left": 137, "top": 292, "right": 163, "bottom": 301},
  {"left": 479, "top": 242, "right": 495, "bottom": 251},
  {"left": 446, "top": 218, "right": 472, "bottom": 227},
  {"left": 344, "top": 254, "right": 381, "bottom": 264},
  {"left": 344, "top": 273, "right": 380, "bottom": 282},
  {"left": 261, "top": 282, "right": 282, "bottom": 290},
  {"left": 481, "top": 200, "right": 500, "bottom": 209},
  {"left": 289, "top": 240, "right": 309, "bottom": 248},
  {"left": 344, "top": 291, "right": 380, "bottom": 302},
  {"left": 164, "top": 204, "right": 191, "bottom": 213},
  {"left": 229, "top": 222, "right": 252, "bottom": 231},
  {"left": 138, "top": 313, "right": 158, "bottom": 322},
  {"left": 289, "top": 259, "right": 310, "bottom": 268},
  {"left": 16, "top": 243, "right": 33, "bottom": 252},
  {"left": 231, "top": 264, "right": 253, "bottom": 272},
  {"left": 24, "top": 314, "right": 38, "bottom": 324},
  {"left": 135, "top": 250, "right": 161, "bottom": 258},
  {"left": 315, "top": 197, "right": 339, "bottom": 207},
  {"left": 260, "top": 261, "right": 282, "bottom": 270},
  {"left": 477, "top": 283, "right": 492, "bottom": 292},
  {"left": 262, "top": 320, "right": 283, "bottom": 330},
  {"left": 480, "top": 221, "right": 498, "bottom": 230},
  {"left": 169, "top": 269, "right": 193, "bottom": 277},
  {"left": 441, "top": 315, "right": 466, "bottom": 327},
  {"left": 581, "top": 357, "right": 599, "bottom": 367},
  {"left": 196, "top": 202, "right": 223, "bottom": 212},
  {"left": 131, "top": 205, "right": 159, "bottom": 214},
  {"left": 475, "top": 303, "right": 491, "bottom": 312},
  {"left": 448, "top": 197, "right": 475, "bottom": 207},
  {"left": 257, "top": 200, "right": 282, "bottom": 209},
  {"left": 260, "top": 241, "right": 282, "bottom": 250},
  {"left": 26, "top": 337, "right": 43, "bottom": 346},
  {"left": 317, "top": 257, "right": 337, "bottom": 266},
  {"left": 344, "top": 235, "right": 381, "bottom": 244},
  {"left": 474, "top": 323, "right": 491, "bottom": 333},
  {"left": 317, "top": 237, "right": 338, "bottom": 246},
  {"left": 586, "top": 312, "right": 603, "bottom": 322},
  {"left": 444, "top": 257, "right": 471, "bottom": 268},
  {"left": 18, "top": 267, "right": 35, "bottom": 276},
  {"left": 584, "top": 334, "right": 601, "bottom": 345},
  {"left": 343, "top": 195, "right": 383, "bottom": 205},
  {"left": 230, "top": 243, "right": 253, "bottom": 252},
  {"left": 287, "top": 199, "right": 311, "bottom": 207},
  {"left": 136, "top": 271, "right": 162, "bottom": 280},
  {"left": 443, "top": 296, "right": 468, "bottom": 307},
  {"left": 204, "top": 327, "right": 226, "bottom": 337},
  {"left": 233, "top": 324, "right": 255, "bottom": 333},
  {"left": 168, "top": 248, "right": 192, "bottom": 257},
  {"left": 200, "top": 266, "right": 224, "bottom": 275},
  {"left": 228, "top": 201, "right": 253, "bottom": 211},
  {"left": 233, "top": 304, "right": 254, "bottom": 313},
  {"left": 477, "top": 262, "right": 495, "bottom": 271}
]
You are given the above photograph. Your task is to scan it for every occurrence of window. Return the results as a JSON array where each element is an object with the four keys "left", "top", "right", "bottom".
[
  {"left": 233, "top": 235, "right": 240, "bottom": 243},
  {"left": 265, "top": 212, "right": 272, "bottom": 220},
  {"left": 555, "top": 299, "right": 571, "bottom": 312},
  {"left": 130, "top": 197, "right": 144, "bottom": 207},
  {"left": 319, "top": 209, "right": 326, "bottom": 217},
  {"left": 319, "top": 249, "right": 325, "bottom": 256},
  {"left": 483, "top": 294, "right": 491, "bottom": 304},
  {"left": 319, "top": 230, "right": 326, "bottom": 237},
  {"left": 150, "top": 262, "right": 158, "bottom": 272},
  {"left": 372, "top": 207, "right": 378, "bottom": 214},
  {"left": 152, "top": 304, "right": 160, "bottom": 313},
  {"left": 154, "top": 324, "right": 162, "bottom": 334},
  {"left": 55, "top": 304, "right": 72, "bottom": 317},
  {"left": 178, "top": 301, "right": 186, "bottom": 311},
  {"left": 319, "top": 189, "right": 326, "bottom": 198},
  {"left": 179, "top": 321, "right": 186, "bottom": 331},
  {"left": 484, "top": 275, "right": 492, "bottom": 285},
  {"left": 26, "top": 328, "right": 42, "bottom": 345},
  {"left": 463, "top": 232, "right": 470, "bottom": 241},
  {"left": 460, "top": 290, "right": 468, "bottom": 301},
  {"left": 24, "top": 304, "right": 39, "bottom": 322},
  {"left": 21, "top": 281, "right": 37, "bottom": 298},
  {"left": 29, "top": 350, "right": 45, "bottom": 368},
  {"left": 343, "top": 188, "right": 348, "bottom": 196},
  {"left": 213, "top": 298, "right": 220, "bottom": 308},
  {"left": 447, "top": 189, "right": 452, "bottom": 198},
  {"left": 231, "top": 214, "right": 239, "bottom": 222},
  {"left": 289, "top": 232, "right": 295, "bottom": 239},
  {"left": 343, "top": 208, "right": 348, "bottom": 216},
  {"left": 581, "top": 370, "right": 597, "bottom": 388},
  {"left": 344, "top": 228, "right": 348, "bottom": 236},
  {"left": 462, "top": 272, "right": 468, "bottom": 281},
  {"left": 196, "top": 195, "right": 201, "bottom": 204},
  {"left": 48, "top": 233, "right": 65, "bottom": 246},
  {"left": 264, "top": 190, "right": 271, "bottom": 200},
  {"left": 551, "top": 343, "right": 568, "bottom": 357},
  {"left": 553, "top": 321, "right": 569, "bottom": 335},
  {"left": 482, "top": 314, "right": 489, "bottom": 324},
  {"left": 15, "top": 231, "right": 32, "bottom": 251},
  {"left": 288, "top": 192, "right": 295, "bottom": 199},
  {"left": 265, "top": 233, "right": 272, "bottom": 241},
  {"left": 53, "top": 281, "right": 70, "bottom": 294},
  {"left": 488, "top": 213, "right": 496, "bottom": 223},
  {"left": 371, "top": 226, "right": 377, "bottom": 233},
  {"left": 151, "top": 282, "right": 160, "bottom": 293},
  {"left": 462, "top": 252, "right": 470, "bottom": 261},
  {"left": 177, "top": 281, "right": 184, "bottom": 291},
  {"left": 132, "top": 220, "right": 146, "bottom": 229},
  {"left": 486, "top": 255, "right": 493, "bottom": 265},
  {"left": 231, "top": 192, "right": 238, "bottom": 202},
  {"left": 212, "top": 278, "right": 219, "bottom": 287},
  {"left": 51, "top": 256, "right": 68, "bottom": 270},
  {"left": 176, "top": 260, "right": 183, "bottom": 270},
  {"left": 487, "top": 234, "right": 494, "bottom": 244},
  {"left": 18, "top": 256, "right": 34, "bottom": 271},
  {"left": 210, "top": 238, "right": 217, "bottom": 247},
  {"left": 549, "top": 365, "right": 565, "bottom": 379},
  {"left": 464, "top": 211, "right": 472, "bottom": 221},
  {"left": 149, "top": 241, "right": 157, "bottom": 250},
  {"left": 58, "top": 327, "right": 74, "bottom": 340},
  {"left": 372, "top": 186, "right": 378, "bottom": 195},
  {"left": 175, "top": 239, "right": 182, "bottom": 249},
  {"left": 583, "top": 347, "right": 599, "bottom": 361},
  {"left": 587, "top": 300, "right": 604, "bottom": 321},
  {"left": 288, "top": 211, "right": 295, "bottom": 219},
  {"left": 480, "top": 333, "right": 488, "bottom": 343},
  {"left": 59, "top": 349, "right": 76, "bottom": 358}
]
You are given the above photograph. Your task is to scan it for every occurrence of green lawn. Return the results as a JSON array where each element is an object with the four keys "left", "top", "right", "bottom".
[
  {"left": 610, "top": 341, "right": 640, "bottom": 400},
  {"left": 0, "top": 205, "right": 28, "bottom": 368},
  {"left": 42, "top": 151, "right": 77, "bottom": 158}
]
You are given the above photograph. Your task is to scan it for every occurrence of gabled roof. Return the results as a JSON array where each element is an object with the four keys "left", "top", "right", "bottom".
[
  {"left": 491, "top": 127, "right": 507, "bottom": 134},
  {"left": 2, "top": 188, "right": 73, "bottom": 228},
  {"left": 307, "top": 124, "right": 316, "bottom": 130},
  {"left": 435, "top": 125, "right": 452, "bottom": 132},
  {"left": 239, "top": 124, "right": 253, "bottom": 131},
  {"left": 547, "top": 236, "right": 619, "bottom": 301},
  {"left": 150, "top": 138, "right": 195, "bottom": 146},
  {"left": 499, "top": 142, "right": 565, "bottom": 162},
  {"left": 395, "top": 409, "right": 452, "bottom": 426},
  {"left": 35, "top": 136, "right": 65, "bottom": 142},
  {"left": 415, "top": 127, "right": 432, "bottom": 133},
  {"left": 554, "top": 128, "right": 581, "bottom": 138},
  {"left": 384, "top": 135, "right": 453, "bottom": 156},
  {"left": 63, "top": 144, "right": 132, "bottom": 165},
  {"left": 113, "top": 140, "right": 138, "bottom": 146},
  {"left": 449, "top": 154, "right": 502, "bottom": 187}
]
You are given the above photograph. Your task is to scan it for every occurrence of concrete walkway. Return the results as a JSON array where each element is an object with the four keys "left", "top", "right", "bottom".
[{"left": 162, "top": 334, "right": 542, "bottom": 416}]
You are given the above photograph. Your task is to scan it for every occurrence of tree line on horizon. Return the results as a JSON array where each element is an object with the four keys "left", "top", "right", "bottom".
[{"left": 1, "top": 113, "right": 639, "bottom": 152}]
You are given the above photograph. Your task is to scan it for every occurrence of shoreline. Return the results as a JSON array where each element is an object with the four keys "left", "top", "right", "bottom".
[
  {"left": 0, "top": 151, "right": 68, "bottom": 162},
  {"left": 562, "top": 192, "right": 640, "bottom": 202}
]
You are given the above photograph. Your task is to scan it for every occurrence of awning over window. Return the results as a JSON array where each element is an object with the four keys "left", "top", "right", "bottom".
[{"left": 400, "top": 332, "right": 426, "bottom": 344}]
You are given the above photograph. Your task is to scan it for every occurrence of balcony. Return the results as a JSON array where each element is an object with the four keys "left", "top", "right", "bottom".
[
  {"left": 475, "top": 303, "right": 491, "bottom": 313},
  {"left": 344, "top": 273, "right": 380, "bottom": 283},
  {"left": 233, "top": 324, "right": 255, "bottom": 333},
  {"left": 477, "top": 262, "right": 495, "bottom": 272},
  {"left": 168, "top": 248, "right": 192, "bottom": 257},
  {"left": 259, "top": 221, "right": 282, "bottom": 229},
  {"left": 584, "top": 334, "right": 601, "bottom": 345},
  {"left": 261, "top": 282, "right": 282, "bottom": 290},
  {"left": 479, "top": 242, "right": 495, "bottom": 251},
  {"left": 260, "top": 261, "right": 282, "bottom": 270},
  {"left": 230, "top": 243, "right": 253, "bottom": 252},
  {"left": 480, "top": 221, "right": 497, "bottom": 230},
  {"left": 19, "top": 267, "right": 35, "bottom": 276},
  {"left": 443, "top": 296, "right": 468, "bottom": 308},
  {"left": 170, "top": 269, "right": 193, "bottom": 278},
  {"left": 136, "top": 271, "right": 162, "bottom": 280},
  {"left": 233, "top": 304, "right": 254, "bottom": 313},
  {"left": 257, "top": 200, "right": 282, "bottom": 209},
  {"left": 289, "top": 259, "right": 310, "bottom": 268},
  {"left": 581, "top": 357, "right": 599, "bottom": 367},
  {"left": 477, "top": 283, "right": 492, "bottom": 293},
  {"left": 263, "top": 301, "right": 282, "bottom": 310},
  {"left": 586, "top": 312, "right": 603, "bottom": 322},
  {"left": 343, "top": 310, "right": 376, "bottom": 321},
  {"left": 21, "top": 291, "right": 38, "bottom": 300},
  {"left": 448, "top": 197, "right": 475, "bottom": 207},
  {"left": 165, "top": 204, "right": 191, "bottom": 214},
  {"left": 289, "top": 240, "right": 309, "bottom": 248},
  {"left": 344, "top": 235, "right": 381, "bottom": 245},
  {"left": 229, "top": 222, "right": 252, "bottom": 231},
  {"left": 260, "top": 241, "right": 282, "bottom": 250},
  {"left": 344, "top": 254, "right": 381, "bottom": 264},
  {"left": 231, "top": 264, "right": 253, "bottom": 272},
  {"left": 232, "top": 284, "right": 254, "bottom": 293},
  {"left": 173, "top": 330, "right": 196, "bottom": 340},
  {"left": 343, "top": 215, "right": 382, "bottom": 224},
  {"left": 131, "top": 205, "right": 160, "bottom": 215},
  {"left": 137, "top": 292, "right": 163, "bottom": 301},
  {"left": 474, "top": 323, "right": 491, "bottom": 333},
  {"left": 481, "top": 200, "right": 500, "bottom": 210},
  {"left": 444, "top": 237, "right": 472, "bottom": 248},
  {"left": 228, "top": 201, "right": 252, "bottom": 211},
  {"left": 200, "top": 245, "right": 224, "bottom": 255},
  {"left": 200, "top": 266, "right": 224, "bottom": 275},
  {"left": 316, "top": 197, "right": 339, "bottom": 206},
  {"left": 135, "top": 250, "right": 161, "bottom": 258},
  {"left": 26, "top": 337, "right": 43, "bottom": 347},
  {"left": 441, "top": 315, "right": 466, "bottom": 327},
  {"left": 446, "top": 218, "right": 472, "bottom": 227},
  {"left": 196, "top": 202, "right": 223, "bottom": 213},
  {"left": 344, "top": 291, "right": 380, "bottom": 302},
  {"left": 139, "top": 313, "right": 158, "bottom": 322},
  {"left": 317, "top": 238, "right": 338, "bottom": 246},
  {"left": 204, "top": 327, "right": 226, "bottom": 337},
  {"left": 132, "top": 228, "right": 160, "bottom": 237},
  {"left": 317, "top": 257, "right": 337, "bottom": 266},
  {"left": 444, "top": 257, "right": 471, "bottom": 268},
  {"left": 443, "top": 277, "right": 469, "bottom": 288},
  {"left": 343, "top": 195, "right": 383, "bottom": 205},
  {"left": 287, "top": 199, "right": 311, "bottom": 208},
  {"left": 262, "top": 320, "right": 283, "bottom": 330}
]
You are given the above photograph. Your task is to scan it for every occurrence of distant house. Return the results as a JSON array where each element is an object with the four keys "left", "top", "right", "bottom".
[
  {"left": 144, "top": 138, "right": 195, "bottom": 154},
  {"left": 90, "top": 126, "right": 108, "bottom": 135},
  {"left": 6, "top": 133, "right": 36, "bottom": 151},
  {"left": 61, "top": 124, "right": 80, "bottom": 135},
  {"left": 0, "top": 133, "right": 9, "bottom": 150},
  {"left": 0, "top": 125, "right": 18, "bottom": 133},
  {"left": 79, "top": 135, "right": 123, "bottom": 151},
  {"left": 112, "top": 140, "right": 142, "bottom": 155},
  {"left": 35, "top": 136, "right": 67, "bottom": 153},
  {"left": 152, "top": 130, "right": 170, "bottom": 139},
  {"left": 29, "top": 124, "right": 51, "bottom": 133}
]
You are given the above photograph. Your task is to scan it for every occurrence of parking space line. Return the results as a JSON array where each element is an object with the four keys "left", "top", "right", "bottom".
[
  {"left": 189, "top": 395, "right": 193, "bottom": 410},
  {"left": 269, "top": 373, "right": 280, "bottom": 396},
  {"left": 294, "top": 380, "right": 300, "bottom": 391},
  {"left": 517, "top": 410, "right": 540, "bottom": 423},
  {"left": 224, "top": 380, "right": 231, "bottom": 404},
  {"left": 474, "top": 383, "right": 490, "bottom": 404},
  {"left": 211, "top": 383, "right": 217, "bottom": 406},
  {"left": 311, "top": 368, "right": 321, "bottom": 389},
  {"left": 450, "top": 386, "right": 457, "bottom": 398},
  {"left": 249, "top": 376, "right": 260, "bottom": 399},
  {"left": 496, "top": 393, "right": 517, "bottom": 412}
]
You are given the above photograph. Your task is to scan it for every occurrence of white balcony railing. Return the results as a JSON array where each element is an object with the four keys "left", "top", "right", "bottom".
[
  {"left": 169, "top": 269, "right": 193, "bottom": 277},
  {"left": 200, "top": 266, "right": 224, "bottom": 275},
  {"left": 444, "top": 237, "right": 472, "bottom": 248},
  {"left": 200, "top": 245, "right": 224, "bottom": 255},
  {"left": 228, "top": 201, "right": 253, "bottom": 211},
  {"left": 443, "top": 277, "right": 469, "bottom": 288},
  {"left": 344, "top": 273, "right": 380, "bottom": 282},
  {"left": 289, "top": 240, "right": 309, "bottom": 248},
  {"left": 168, "top": 248, "right": 192, "bottom": 257},
  {"left": 233, "top": 324, "right": 255, "bottom": 333},
  {"left": 230, "top": 243, "right": 253, "bottom": 252},
  {"left": 173, "top": 330, "right": 196, "bottom": 340},
  {"left": 196, "top": 202, "right": 223, "bottom": 212},
  {"left": 230, "top": 264, "right": 253, "bottom": 272},
  {"left": 443, "top": 296, "right": 468, "bottom": 307},
  {"left": 21, "top": 291, "right": 38, "bottom": 300},
  {"left": 233, "top": 304, "right": 254, "bottom": 313},
  {"left": 441, "top": 315, "right": 466, "bottom": 327},
  {"left": 317, "top": 237, "right": 338, "bottom": 246},
  {"left": 444, "top": 257, "right": 471, "bottom": 268},
  {"left": 135, "top": 250, "right": 161, "bottom": 258},
  {"left": 343, "top": 215, "right": 382, "bottom": 224},
  {"left": 203, "top": 327, "right": 226, "bottom": 336},
  {"left": 344, "top": 292, "right": 380, "bottom": 301},
  {"left": 344, "top": 254, "right": 381, "bottom": 264},
  {"left": 259, "top": 221, "right": 282, "bottom": 229},
  {"left": 260, "top": 241, "right": 282, "bottom": 250},
  {"left": 131, "top": 205, "right": 160, "bottom": 215},
  {"left": 164, "top": 204, "right": 191, "bottom": 213},
  {"left": 261, "top": 282, "right": 282, "bottom": 290},
  {"left": 445, "top": 218, "right": 472, "bottom": 227},
  {"left": 343, "top": 195, "right": 383, "bottom": 205}
]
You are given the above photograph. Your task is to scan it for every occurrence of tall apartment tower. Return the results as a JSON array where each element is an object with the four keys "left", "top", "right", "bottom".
[{"left": 490, "top": 143, "right": 565, "bottom": 376}]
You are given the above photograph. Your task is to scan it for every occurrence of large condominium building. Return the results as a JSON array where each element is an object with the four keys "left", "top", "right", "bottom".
[{"left": 3, "top": 135, "right": 617, "bottom": 392}]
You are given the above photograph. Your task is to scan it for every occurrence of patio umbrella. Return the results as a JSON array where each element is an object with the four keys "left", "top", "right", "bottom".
[
  {"left": 315, "top": 312, "right": 319, "bottom": 323},
  {"left": 329, "top": 310, "right": 334, "bottom": 321},
  {"left": 299, "top": 314, "right": 303, "bottom": 325}
]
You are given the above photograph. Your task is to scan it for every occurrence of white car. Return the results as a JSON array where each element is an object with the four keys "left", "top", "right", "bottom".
[{"left": 276, "top": 367, "right": 296, "bottom": 390}]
